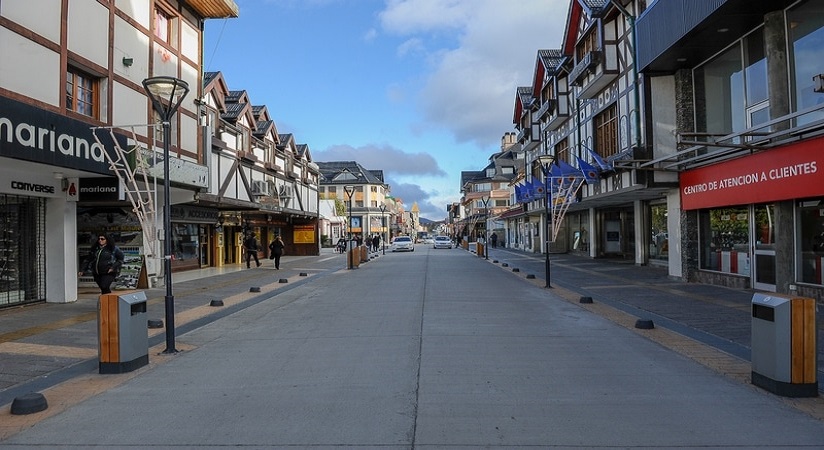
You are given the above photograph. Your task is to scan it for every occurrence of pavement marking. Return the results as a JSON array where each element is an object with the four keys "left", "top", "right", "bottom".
[
  {"left": 0, "top": 342, "right": 97, "bottom": 359},
  {"left": 488, "top": 258, "right": 824, "bottom": 422}
]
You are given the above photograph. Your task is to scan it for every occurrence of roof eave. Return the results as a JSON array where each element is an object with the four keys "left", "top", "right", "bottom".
[{"left": 185, "top": 0, "right": 239, "bottom": 18}]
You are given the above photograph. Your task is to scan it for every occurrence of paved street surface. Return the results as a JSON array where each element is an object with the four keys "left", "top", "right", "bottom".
[{"left": 2, "top": 246, "right": 824, "bottom": 448}]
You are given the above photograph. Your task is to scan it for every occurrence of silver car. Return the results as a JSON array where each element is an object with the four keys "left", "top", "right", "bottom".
[
  {"left": 390, "top": 236, "right": 415, "bottom": 252},
  {"left": 433, "top": 236, "right": 453, "bottom": 249}
]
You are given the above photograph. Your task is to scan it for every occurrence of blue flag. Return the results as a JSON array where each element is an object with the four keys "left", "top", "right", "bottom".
[
  {"left": 576, "top": 156, "right": 600, "bottom": 184},
  {"left": 557, "top": 160, "right": 583, "bottom": 187},
  {"left": 532, "top": 177, "right": 546, "bottom": 197},
  {"left": 586, "top": 147, "right": 613, "bottom": 172}
]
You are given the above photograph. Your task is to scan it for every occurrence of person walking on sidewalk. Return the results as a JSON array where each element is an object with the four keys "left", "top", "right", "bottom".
[
  {"left": 490, "top": 232, "right": 498, "bottom": 248},
  {"left": 79, "top": 233, "right": 125, "bottom": 294},
  {"left": 243, "top": 232, "right": 261, "bottom": 268},
  {"left": 268, "top": 235, "right": 285, "bottom": 269}
]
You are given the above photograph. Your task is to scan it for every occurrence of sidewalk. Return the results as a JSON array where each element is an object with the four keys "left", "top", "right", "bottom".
[
  {"left": 472, "top": 246, "right": 824, "bottom": 388},
  {"left": 0, "top": 248, "right": 347, "bottom": 407}
]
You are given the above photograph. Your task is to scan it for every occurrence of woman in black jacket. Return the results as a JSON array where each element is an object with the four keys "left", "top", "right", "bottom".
[{"left": 79, "top": 233, "right": 125, "bottom": 294}]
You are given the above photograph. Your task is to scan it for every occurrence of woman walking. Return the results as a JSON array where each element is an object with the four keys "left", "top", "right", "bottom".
[
  {"left": 79, "top": 233, "right": 125, "bottom": 294},
  {"left": 269, "top": 235, "right": 285, "bottom": 269}
]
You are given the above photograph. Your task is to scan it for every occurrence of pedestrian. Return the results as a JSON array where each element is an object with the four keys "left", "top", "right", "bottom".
[
  {"left": 490, "top": 232, "right": 498, "bottom": 248},
  {"left": 336, "top": 237, "right": 347, "bottom": 253},
  {"left": 268, "top": 235, "right": 285, "bottom": 269},
  {"left": 372, "top": 234, "right": 380, "bottom": 252},
  {"left": 243, "top": 232, "right": 261, "bottom": 268},
  {"left": 79, "top": 233, "right": 125, "bottom": 294}
]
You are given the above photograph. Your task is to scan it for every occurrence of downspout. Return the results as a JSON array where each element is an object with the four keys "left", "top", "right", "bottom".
[{"left": 610, "top": 0, "right": 642, "bottom": 150}]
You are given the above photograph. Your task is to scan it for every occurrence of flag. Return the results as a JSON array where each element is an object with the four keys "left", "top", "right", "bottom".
[
  {"left": 576, "top": 156, "right": 600, "bottom": 184},
  {"left": 557, "top": 160, "right": 583, "bottom": 187},
  {"left": 514, "top": 183, "right": 522, "bottom": 204},
  {"left": 586, "top": 147, "right": 613, "bottom": 172},
  {"left": 522, "top": 181, "right": 532, "bottom": 202},
  {"left": 532, "top": 177, "right": 546, "bottom": 197}
]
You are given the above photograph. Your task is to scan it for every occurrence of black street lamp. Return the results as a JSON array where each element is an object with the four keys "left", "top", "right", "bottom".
[
  {"left": 343, "top": 185, "right": 355, "bottom": 269},
  {"left": 480, "top": 194, "right": 490, "bottom": 260},
  {"left": 378, "top": 203, "right": 387, "bottom": 255},
  {"left": 142, "top": 76, "right": 190, "bottom": 353},
  {"left": 537, "top": 154, "right": 555, "bottom": 288}
]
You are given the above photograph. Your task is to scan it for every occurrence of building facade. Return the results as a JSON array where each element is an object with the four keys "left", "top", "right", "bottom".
[
  {"left": 316, "top": 161, "right": 393, "bottom": 246},
  {"left": 0, "top": 0, "right": 238, "bottom": 307},
  {"left": 637, "top": 0, "right": 824, "bottom": 299}
]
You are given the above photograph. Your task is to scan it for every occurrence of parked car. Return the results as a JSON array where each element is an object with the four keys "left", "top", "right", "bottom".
[
  {"left": 433, "top": 236, "right": 453, "bottom": 249},
  {"left": 390, "top": 236, "right": 414, "bottom": 252}
]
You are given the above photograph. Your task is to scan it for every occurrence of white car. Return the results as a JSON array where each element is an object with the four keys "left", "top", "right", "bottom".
[
  {"left": 433, "top": 236, "right": 453, "bottom": 249},
  {"left": 390, "top": 236, "right": 414, "bottom": 252}
]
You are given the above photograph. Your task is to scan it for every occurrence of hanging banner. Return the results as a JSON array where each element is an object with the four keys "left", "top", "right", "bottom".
[{"left": 680, "top": 136, "right": 824, "bottom": 210}]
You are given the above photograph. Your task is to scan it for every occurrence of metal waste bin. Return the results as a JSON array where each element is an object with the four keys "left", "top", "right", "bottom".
[
  {"left": 98, "top": 291, "right": 149, "bottom": 374},
  {"left": 751, "top": 293, "right": 818, "bottom": 397}
]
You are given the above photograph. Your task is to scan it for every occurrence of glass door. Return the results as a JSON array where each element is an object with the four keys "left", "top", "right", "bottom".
[{"left": 752, "top": 203, "right": 776, "bottom": 291}]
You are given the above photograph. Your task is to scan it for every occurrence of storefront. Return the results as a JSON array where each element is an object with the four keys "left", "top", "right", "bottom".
[{"left": 681, "top": 135, "right": 824, "bottom": 296}]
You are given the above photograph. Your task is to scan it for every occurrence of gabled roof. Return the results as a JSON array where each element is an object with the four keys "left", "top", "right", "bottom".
[
  {"left": 532, "top": 49, "right": 564, "bottom": 97},
  {"left": 277, "top": 133, "right": 296, "bottom": 153},
  {"left": 253, "top": 120, "right": 275, "bottom": 137},
  {"left": 562, "top": 0, "right": 612, "bottom": 58},
  {"left": 203, "top": 71, "right": 230, "bottom": 112},
  {"left": 295, "top": 143, "right": 312, "bottom": 162},
  {"left": 512, "top": 86, "right": 534, "bottom": 125},
  {"left": 316, "top": 161, "right": 387, "bottom": 186}
]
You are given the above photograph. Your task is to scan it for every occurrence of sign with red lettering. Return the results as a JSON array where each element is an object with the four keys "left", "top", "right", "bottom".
[{"left": 680, "top": 136, "right": 824, "bottom": 210}]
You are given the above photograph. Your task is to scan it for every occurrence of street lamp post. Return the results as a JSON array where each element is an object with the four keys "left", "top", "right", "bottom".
[
  {"left": 343, "top": 185, "right": 355, "bottom": 269},
  {"left": 379, "top": 204, "right": 387, "bottom": 255},
  {"left": 480, "top": 195, "right": 490, "bottom": 260},
  {"left": 142, "top": 76, "right": 190, "bottom": 353},
  {"left": 536, "top": 154, "right": 555, "bottom": 288}
]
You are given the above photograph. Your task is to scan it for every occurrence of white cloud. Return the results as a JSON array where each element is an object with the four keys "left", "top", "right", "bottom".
[{"left": 378, "top": 0, "right": 568, "bottom": 150}]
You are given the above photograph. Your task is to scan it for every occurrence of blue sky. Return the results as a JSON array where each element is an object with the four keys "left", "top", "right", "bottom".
[{"left": 204, "top": 0, "right": 568, "bottom": 220}]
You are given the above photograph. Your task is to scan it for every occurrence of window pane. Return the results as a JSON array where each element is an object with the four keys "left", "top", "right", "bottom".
[
  {"left": 695, "top": 44, "right": 745, "bottom": 136},
  {"left": 744, "top": 28, "right": 768, "bottom": 106},
  {"left": 789, "top": 1, "right": 824, "bottom": 125},
  {"left": 699, "top": 206, "right": 750, "bottom": 274},
  {"left": 798, "top": 199, "right": 824, "bottom": 285}
]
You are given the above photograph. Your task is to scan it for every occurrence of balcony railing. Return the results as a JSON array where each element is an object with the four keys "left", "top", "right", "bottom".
[
  {"left": 535, "top": 99, "right": 553, "bottom": 120},
  {"left": 569, "top": 50, "right": 602, "bottom": 86}
]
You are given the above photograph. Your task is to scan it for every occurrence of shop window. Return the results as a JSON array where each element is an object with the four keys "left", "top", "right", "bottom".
[
  {"left": 650, "top": 204, "right": 668, "bottom": 261},
  {"left": 0, "top": 195, "right": 45, "bottom": 308},
  {"left": 699, "top": 206, "right": 751, "bottom": 275},
  {"left": 798, "top": 199, "right": 824, "bottom": 285},
  {"left": 594, "top": 104, "right": 617, "bottom": 157},
  {"left": 66, "top": 67, "right": 98, "bottom": 118}
]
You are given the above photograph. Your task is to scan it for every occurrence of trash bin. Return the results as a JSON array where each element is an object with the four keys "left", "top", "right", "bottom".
[
  {"left": 98, "top": 291, "right": 149, "bottom": 374},
  {"left": 348, "top": 247, "right": 360, "bottom": 268},
  {"left": 751, "top": 293, "right": 818, "bottom": 397},
  {"left": 360, "top": 245, "right": 368, "bottom": 262}
]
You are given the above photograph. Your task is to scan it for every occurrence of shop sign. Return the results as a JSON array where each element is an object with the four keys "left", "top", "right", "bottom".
[
  {"left": 0, "top": 167, "right": 62, "bottom": 198},
  {"left": 170, "top": 205, "right": 219, "bottom": 223},
  {"left": 293, "top": 225, "right": 315, "bottom": 244},
  {"left": 0, "top": 96, "right": 122, "bottom": 175},
  {"left": 680, "top": 136, "right": 824, "bottom": 210},
  {"left": 79, "top": 177, "right": 123, "bottom": 202}
]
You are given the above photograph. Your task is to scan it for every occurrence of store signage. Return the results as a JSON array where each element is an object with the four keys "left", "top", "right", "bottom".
[
  {"left": 0, "top": 167, "right": 61, "bottom": 198},
  {"left": 170, "top": 205, "right": 219, "bottom": 223},
  {"left": 79, "top": 177, "right": 123, "bottom": 202},
  {"left": 0, "top": 96, "right": 122, "bottom": 175},
  {"left": 680, "top": 136, "right": 824, "bottom": 210}
]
